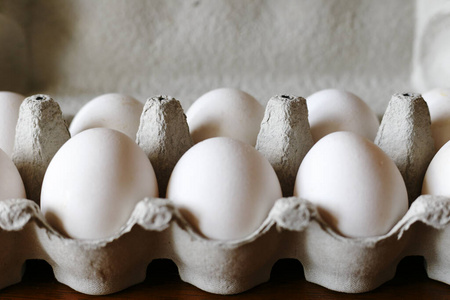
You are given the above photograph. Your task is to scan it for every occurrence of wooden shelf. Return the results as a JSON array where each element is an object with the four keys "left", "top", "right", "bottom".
[{"left": 1, "top": 256, "right": 449, "bottom": 299}]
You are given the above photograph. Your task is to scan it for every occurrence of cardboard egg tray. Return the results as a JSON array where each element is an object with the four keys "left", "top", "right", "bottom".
[{"left": 0, "top": 93, "right": 449, "bottom": 295}]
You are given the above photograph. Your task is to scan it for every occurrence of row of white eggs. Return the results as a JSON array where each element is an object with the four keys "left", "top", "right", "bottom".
[{"left": 0, "top": 88, "right": 449, "bottom": 242}]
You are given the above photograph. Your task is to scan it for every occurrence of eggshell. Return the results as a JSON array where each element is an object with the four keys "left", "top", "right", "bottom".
[
  {"left": 294, "top": 131, "right": 408, "bottom": 238},
  {"left": 306, "top": 89, "right": 380, "bottom": 142},
  {"left": 0, "top": 91, "right": 25, "bottom": 157},
  {"left": 166, "top": 137, "right": 282, "bottom": 240},
  {"left": 422, "top": 88, "right": 450, "bottom": 150},
  {"left": 69, "top": 93, "right": 144, "bottom": 140},
  {"left": 186, "top": 88, "right": 264, "bottom": 146},
  {"left": 0, "top": 148, "right": 26, "bottom": 200},
  {"left": 422, "top": 140, "right": 450, "bottom": 196},
  {"left": 40, "top": 128, "right": 158, "bottom": 239}
]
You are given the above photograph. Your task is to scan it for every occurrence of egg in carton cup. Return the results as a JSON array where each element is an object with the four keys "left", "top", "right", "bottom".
[{"left": 0, "top": 92, "right": 449, "bottom": 295}]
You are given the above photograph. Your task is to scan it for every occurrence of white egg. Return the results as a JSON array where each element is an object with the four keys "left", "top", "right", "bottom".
[
  {"left": 306, "top": 89, "right": 380, "bottom": 142},
  {"left": 69, "top": 93, "right": 143, "bottom": 140},
  {"left": 294, "top": 131, "right": 408, "bottom": 238},
  {"left": 422, "top": 140, "right": 450, "bottom": 196},
  {"left": 0, "top": 91, "right": 25, "bottom": 157},
  {"left": 422, "top": 88, "right": 450, "bottom": 150},
  {"left": 186, "top": 88, "right": 264, "bottom": 146},
  {"left": 41, "top": 128, "right": 158, "bottom": 240},
  {"left": 0, "top": 148, "right": 26, "bottom": 200},
  {"left": 166, "top": 137, "right": 282, "bottom": 240}
]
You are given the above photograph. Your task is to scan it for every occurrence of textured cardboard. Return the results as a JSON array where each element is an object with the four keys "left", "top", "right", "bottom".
[
  {"left": 0, "top": 94, "right": 448, "bottom": 295},
  {"left": 11, "top": 94, "right": 70, "bottom": 204},
  {"left": 136, "top": 95, "right": 193, "bottom": 197},
  {"left": 375, "top": 93, "right": 435, "bottom": 204},
  {"left": 256, "top": 95, "right": 314, "bottom": 197}
]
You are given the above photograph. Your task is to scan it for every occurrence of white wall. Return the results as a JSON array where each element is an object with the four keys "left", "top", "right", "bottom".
[
  {"left": 412, "top": 0, "right": 450, "bottom": 92},
  {"left": 0, "top": 0, "right": 425, "bottom": 116}
]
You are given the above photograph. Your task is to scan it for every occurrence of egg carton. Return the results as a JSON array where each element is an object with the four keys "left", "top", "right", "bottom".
[{"left": 0, "top": 93, "right": 449, "bottom": 295}]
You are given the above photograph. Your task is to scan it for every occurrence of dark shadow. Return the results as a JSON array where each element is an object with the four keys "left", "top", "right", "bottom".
[
  {"left": 390, "top": 256, "right": 428, "bottom": 286},
  {"left": 0, "top": 13, "right": 27, "bottom": 92},
  {"left": 269, "top": 258, "right": 304, "bottom": 282},
  {"left": 146, "top": 259, "right": 181, "bottom": 283},
  {"left": 43, "top": 210, "right": 69, "bottom": 238},
  {"left": 27, "top": 1, "right": 76, "bottom": 93}
]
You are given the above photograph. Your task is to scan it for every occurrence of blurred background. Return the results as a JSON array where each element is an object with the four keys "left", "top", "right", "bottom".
[{"left": 0, "top": 0, "right": 447, "bottom": 116}]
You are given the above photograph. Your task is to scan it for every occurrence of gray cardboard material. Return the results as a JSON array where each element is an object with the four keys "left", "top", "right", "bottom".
[
  {"left": 136, "top": 95, "right": 193, "bottom": 197},
  {"left": 256, "top": 95, "right": 313, "bottom": 197},
  {"left": 375, "top": 93, "right": 435, "bottom": 204},
  {"left": 11, "top": 94, "right": 70, "bottom": 204},
  {"left": 0, "top": 94, "right": 448, "bottom": 295},
  {"left": 0, "top": 195, "right": 448, "bottom": 295}
]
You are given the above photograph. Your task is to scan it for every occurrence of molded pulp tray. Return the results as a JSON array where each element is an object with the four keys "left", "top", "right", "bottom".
[{"left": 0, "top": 93, "right": 449, "bottom": 295}]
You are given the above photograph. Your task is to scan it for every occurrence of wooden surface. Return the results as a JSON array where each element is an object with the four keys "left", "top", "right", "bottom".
[{"left": 0, "top": 256, "right": 449, "bottom": 299}]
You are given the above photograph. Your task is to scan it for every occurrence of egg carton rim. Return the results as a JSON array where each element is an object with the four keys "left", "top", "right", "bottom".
[{"left": 0, "top": 195, "right": 448, "bottom": 249}]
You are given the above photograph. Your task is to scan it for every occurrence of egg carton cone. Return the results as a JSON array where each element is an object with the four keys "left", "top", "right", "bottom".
[
  {"left": 12, "top": 94, "right": 70, "bottom": 204},
  {"left": 0, "top": 93, "right": 449, "bottom": 295}
]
